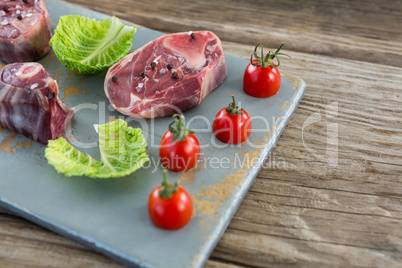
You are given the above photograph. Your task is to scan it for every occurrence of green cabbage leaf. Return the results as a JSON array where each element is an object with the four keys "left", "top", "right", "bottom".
[
  {"left": 45, "top": 120, "right": 149, "bottom": 178},
  {"left": 50, "top": 15, "right": 136, "bottom": 74}
]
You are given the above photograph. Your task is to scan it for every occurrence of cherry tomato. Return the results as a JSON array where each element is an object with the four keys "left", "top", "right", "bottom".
[
  {"left": 243, "top": 43, "right": 288, "bottom": 98},
  {"left": 148, "top": 170, "right": 193, "bottom": 230},
  {"left": 213, "top": 94, "right": 251, "bottom": 144},
  {"left": 159, "top": 114, "right": 200, "bottom": 172},
  {"left": 244, "top": 61, "right": 281, "bottom": 98}
]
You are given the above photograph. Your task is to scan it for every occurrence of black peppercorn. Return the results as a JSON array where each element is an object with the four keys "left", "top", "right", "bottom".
[
  {"left": 167, "top": 64, "right": 173, "bottom": 70},
  {"left": 22, "top": 0, "right": 28, "bottom": 3},
  {"left": 17, "top": 14, "right": 22, "bottom": 20},
  {"left": 140, "top": 71, "right": 146, "bottom": 78},
  {"left": 2, "top": 6, "right": 8, "bottom": 12},
  {"left": 172, "top": 72, "right": 178, "bottom": 79},
  {"left": 151, "top": 62, "right": 156, "bottom": 69},
  {"left": 112, "top": 76, "right": 118, "bottom": 82},
  {"left": 190, "top": 32, "right": 196, "bottom": 39}
]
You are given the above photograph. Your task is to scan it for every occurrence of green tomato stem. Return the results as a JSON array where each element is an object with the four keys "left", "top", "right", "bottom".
[
  {"left": 250, "top": 43, "right": 289, "bottom": 68},
  {"left": 158, "top": 169, "right": 178, "bottom": 199},
  {"left": 168, "top": 114, "right": 194, "bottom": 142},
  {"left": 225, "top": 94, "right": 244, "bottom": 116}
]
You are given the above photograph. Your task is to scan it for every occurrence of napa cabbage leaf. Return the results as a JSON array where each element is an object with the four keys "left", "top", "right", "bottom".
[
  {"left": 45, "top": 120, "right": 149, "bottom": 178},
  {"left": 50, "top": 15, "right": 136, "bottom": 74}
]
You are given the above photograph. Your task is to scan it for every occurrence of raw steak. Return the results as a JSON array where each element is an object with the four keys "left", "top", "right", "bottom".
[
  {"left": 0, "top": 0, "right": 52, "bottom": 63},
  {"left": 0, "top": 62, "right": 74, "bottom": 144},
  {"left": 105, "top": 31, "right": 227, "bottom": 118}
]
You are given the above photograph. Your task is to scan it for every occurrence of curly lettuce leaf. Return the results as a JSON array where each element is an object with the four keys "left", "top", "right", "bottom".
[
  {"left": 45, "top": 120, "right": 149, "bottom": 178},
  {"left": 50, "top": 15, "right": 136, "bottom": 74},
  {"left": 95, "top": 119, "right": 149, "bottom": 178},
  {"left": 45, "top": 137, "right": 102, "bottom": 177}
]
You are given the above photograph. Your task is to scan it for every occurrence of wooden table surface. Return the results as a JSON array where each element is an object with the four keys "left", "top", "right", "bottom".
[{"left": 1, "top": 0, "right": 401, "bottom": 267}]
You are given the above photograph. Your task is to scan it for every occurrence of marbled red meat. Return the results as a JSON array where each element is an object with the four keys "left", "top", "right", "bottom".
[
  {"left": 104, "top": 31, "right": 227, "bottom": 118},
  {"left": 0, "top": 62, "right": 74, "bottom": 144},
  {"left": 0, "top": 0, "right": 51, "bottom": 63}
]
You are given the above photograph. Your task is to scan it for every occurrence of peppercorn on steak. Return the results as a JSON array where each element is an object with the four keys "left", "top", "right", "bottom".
[{"left": 104, "top": 31, "right": 227, "bottom": 118}]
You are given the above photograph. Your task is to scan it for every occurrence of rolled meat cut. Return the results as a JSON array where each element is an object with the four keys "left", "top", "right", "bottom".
[
  {"left": 105, "top": 31, "right": 227, "bottom": 118},
  {"left": 0, "top": 0, "right": 52, "bottom": 63},
  {"left": 0, "top": 62, "right": 74, "bottom": 144}
]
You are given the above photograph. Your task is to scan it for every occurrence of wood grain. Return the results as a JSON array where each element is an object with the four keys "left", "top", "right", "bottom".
[
  {"left": 1, "top": 0, "right": 402, "bottom": 267},
  {"left": 65, "top": 0, "right": 402, "bottom": 67}
]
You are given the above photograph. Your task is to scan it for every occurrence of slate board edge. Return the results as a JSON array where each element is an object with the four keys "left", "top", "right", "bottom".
[
  {"left": 0, "top": 0, "right": 307, "bottom": 266},
  {"left": 191, "top": 79, "right": 306, "bottom": 268},
  {"left": 0, "top": 79, "right": 306, "bottom": 268},
  {"left": 0, "top": 197, "right": 154, "bottom": 268},
  {"left": 0, "top": 80, "right": 306, "bottom": 268}
]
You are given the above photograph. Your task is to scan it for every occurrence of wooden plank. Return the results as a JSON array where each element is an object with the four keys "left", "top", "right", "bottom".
[
  {"left": 210, "top": 43, "right": 402, "bottom": 267},
  {"left": 0, "top": 213, "right": 123, "bottom": 268},
  {"left": 1, "top": 41, "right": 401, "bottom": 267},
  {"left": 1, "top": 0, "right": 402, "bottom": 267},
  {"left": 64, "top": 0, "right": 402, "bottom": 67}
]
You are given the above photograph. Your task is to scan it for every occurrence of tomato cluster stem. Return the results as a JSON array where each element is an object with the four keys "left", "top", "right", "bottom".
[{"left": 250, "top": 43, "right": 289, "bottom": 68}]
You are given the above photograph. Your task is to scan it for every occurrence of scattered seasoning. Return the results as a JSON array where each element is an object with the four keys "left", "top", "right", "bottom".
[
  {"left": 2, "top": 6, "right": 8, "bottom": 12},
  {"left": 112, "top": 76, "right": 118, "bottom": 82},
  {"left": 48, "top": 92, "right": 55, "bottom": 100},
  {"left": 17, "top": 14, "right": 22, "bottom": 20},
  {"left": 167, "top": 64, "right": 173, "bottom": 70},
  {"left": 140, "top": 71, "right": 146, "bottom": 78},
  {"left": 190, "top": 32, "right": 196, "bottom": 39},
  {"left": 172, "top": 72, "right": 178, "bottom": 79},
  {"left": 23, "top": 0, "right": 28, "bottom": 3},
  {"left": 151, "top": 62, "right": 157, "bottom": 69}
]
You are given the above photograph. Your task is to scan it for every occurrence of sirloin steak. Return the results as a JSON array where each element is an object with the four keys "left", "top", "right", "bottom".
[
  {"left": 0, "top": 62, "right": 74, "bottom": 144},
  {"left": 0, "top": 0, "right": 52, "bottom": 63},
  {"left": 105, "top": 31, "right": 227, "bottom": 118}
]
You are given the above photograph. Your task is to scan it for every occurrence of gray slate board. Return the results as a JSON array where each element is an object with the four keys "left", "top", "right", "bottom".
[{"left": 0, "top": 0, "right": 306, "bottom": 267}]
